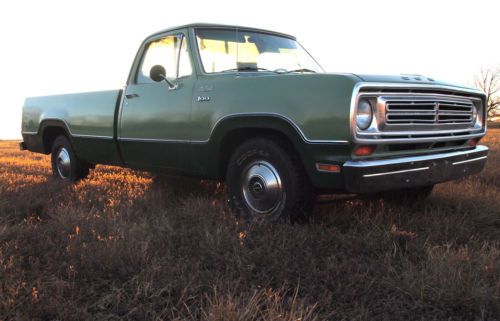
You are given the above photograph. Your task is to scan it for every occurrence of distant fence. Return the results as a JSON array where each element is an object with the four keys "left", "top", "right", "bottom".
[{"left": 488, "top": 122, "right": 500, "bottom": 129}]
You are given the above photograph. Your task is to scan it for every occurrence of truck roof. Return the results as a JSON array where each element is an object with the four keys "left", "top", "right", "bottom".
[{"left": 147, "top": 23, "right": 296, "bottom": 41}]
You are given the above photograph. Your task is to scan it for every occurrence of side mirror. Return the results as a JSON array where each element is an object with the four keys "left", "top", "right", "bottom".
[
  {"left": 149, "top": 65, "right": 178, "bottom": 90},
  {"left": 150, "top": 65, "right": 167, "bottom": 82}
]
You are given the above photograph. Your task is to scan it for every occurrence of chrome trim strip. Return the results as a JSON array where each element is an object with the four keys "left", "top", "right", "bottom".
[
  {"left": 356, "top": 128, "right": 483, "bottom": 136},
  {"left": 343, "top": 145, "right": 488, "bottom": 168},
  {"left": 118, "top": 137, "right": 190, "bottom": 143},
  {"left": 71, "top": 134, "right": 114, "bottom": 140},
  {"left": 452, "top": 156, "right": 488, "bottom": 165},
  {"left": 23, "top": 131, "right": 113, "bottom": 140},
  {"left": 354, "top": 132, "right": 485, "bottom": 144},
  {"left": 362, "top": 166, "right": 429, "bottom": 178},
  {"left": 349, "top": 82, "right": 487, "bottom": 144}
]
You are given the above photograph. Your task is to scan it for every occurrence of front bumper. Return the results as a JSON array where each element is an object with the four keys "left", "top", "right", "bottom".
[{"left": 343, "top": 145, "right": 488, "bottom": 193}]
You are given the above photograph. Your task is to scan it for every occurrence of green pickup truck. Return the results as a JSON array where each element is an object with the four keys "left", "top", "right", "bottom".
[{"left": 21, "top": 23, "right": 488, "bottom": 221}]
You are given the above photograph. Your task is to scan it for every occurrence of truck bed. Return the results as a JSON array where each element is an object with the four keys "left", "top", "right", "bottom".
[
  {"left": 21, "top": 89, "right": 123, "bottom": 165},
  {"left": 22, "top": 90, "right": 122, "bottom": 138}
]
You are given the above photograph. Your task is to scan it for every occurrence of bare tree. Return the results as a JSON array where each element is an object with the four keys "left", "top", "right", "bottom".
[{"left": 474, "top": 68, "right": 500, "bottom": 120}]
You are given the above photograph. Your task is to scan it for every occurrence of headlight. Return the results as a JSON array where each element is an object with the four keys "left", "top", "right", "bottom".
[
  {"left": 356, "top": 99, "right": 373, "bottom": 130},
  {"left": 472, "top": 104, "right": 478, "bottom": 124}
]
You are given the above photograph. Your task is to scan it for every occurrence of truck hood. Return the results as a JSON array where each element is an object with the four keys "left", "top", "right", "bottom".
[
  {"left": 235, "top": 71, "right": 481, "bottom": 94},
  {"left": 350, "top": 73, "right": 478, "bottom": 92}
]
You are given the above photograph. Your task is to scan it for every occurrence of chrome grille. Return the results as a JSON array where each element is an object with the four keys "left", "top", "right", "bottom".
[
  {"left": 385, "top": 98, "right": 473, "bottom": 125},
  {"left": 354, "top": 85, "right": 485, "bottom": 144}
]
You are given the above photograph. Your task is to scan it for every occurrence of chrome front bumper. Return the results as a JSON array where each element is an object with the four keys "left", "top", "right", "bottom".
[{"left": 343, "top": 145, "right": 488, "bottom": 193}]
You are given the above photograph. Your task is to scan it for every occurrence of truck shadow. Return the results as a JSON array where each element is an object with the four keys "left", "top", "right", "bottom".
[
  {"left": 150, "top": 174, "right": 225, "bottom": 199},
  {"left": 148, "top": 173, "right": 498, "bottom": 230}
]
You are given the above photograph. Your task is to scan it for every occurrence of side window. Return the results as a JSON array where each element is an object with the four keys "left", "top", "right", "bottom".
[{"left": 136, "top": 34, "right": 192, "bottom": 84}]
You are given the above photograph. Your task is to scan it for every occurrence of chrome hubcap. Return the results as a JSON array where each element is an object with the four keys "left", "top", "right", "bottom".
[
  {"left": 56, "top": 147, "right": 71, "bottom": 179},
  {"left": 241, "top": 160, "right": 283, "bottom": 214}
]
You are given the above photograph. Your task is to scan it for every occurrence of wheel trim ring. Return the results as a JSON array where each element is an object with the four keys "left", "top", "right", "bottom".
[
  {"left": 241, "top": 160, "right": 283, "bottom": 214},
  {"left": 56, "top": 147, "right": 71, "bottom": 179}
]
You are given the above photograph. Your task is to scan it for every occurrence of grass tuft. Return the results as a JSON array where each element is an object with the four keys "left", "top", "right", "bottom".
[{"left": 0, "top": 131, "right": 499, "bottom": 320}]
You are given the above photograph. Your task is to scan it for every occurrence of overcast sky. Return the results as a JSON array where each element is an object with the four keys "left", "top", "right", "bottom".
[{"left": 1, "top": 0, "right": 499, "bottom": 139}]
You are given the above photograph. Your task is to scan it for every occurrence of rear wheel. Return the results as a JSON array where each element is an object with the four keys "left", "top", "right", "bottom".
[
  {"left": 226, "top": 138, "right": 313, "bottom": 223},
  {"left": 51, "top": 135, "right": 89, "bottom": 182}
]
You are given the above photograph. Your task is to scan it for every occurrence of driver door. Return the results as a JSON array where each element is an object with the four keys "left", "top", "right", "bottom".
[{"left": 118, "top": 32, "right": 195, "bottom": 172}]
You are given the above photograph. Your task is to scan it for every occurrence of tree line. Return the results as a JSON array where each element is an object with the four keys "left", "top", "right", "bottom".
[{"left": 474, "top": 68, "right": 500, "bottom": 121}]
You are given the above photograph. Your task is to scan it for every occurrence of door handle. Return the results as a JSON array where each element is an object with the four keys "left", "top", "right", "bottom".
[{"left": 125, "top": 93, "right": 139, "bottom": 99}]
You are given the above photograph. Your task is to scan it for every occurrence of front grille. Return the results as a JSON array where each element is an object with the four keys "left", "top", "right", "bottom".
[
  {"left": 354, "top": 87, "right": 485, "bottom": 143},
  {"left": 385, "top": 97, "right": 474, "bottom": 125}
]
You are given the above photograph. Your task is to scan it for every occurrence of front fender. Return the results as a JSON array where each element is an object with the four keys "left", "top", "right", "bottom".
[{"left": 192, "top": 114, "right": 351, "bottom": 189}]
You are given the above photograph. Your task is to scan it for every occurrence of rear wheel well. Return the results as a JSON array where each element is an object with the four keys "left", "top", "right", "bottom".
[
  {"left": 42, "top": 126, "right": 69, "bottom": 154},
  {"left": 218, "top": 128, "right": 303, "bottom": 180}
]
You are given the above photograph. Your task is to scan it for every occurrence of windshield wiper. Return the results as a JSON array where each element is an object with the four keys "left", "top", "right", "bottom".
[
  {"left": 284, "top": 68, "right": 317, "bottom": 73},
  {"left": 220, "top": 67, "right": 278, "bottom": 73},
  {"left": 219, "top": 67, "right": 316, "bottom": 74}
]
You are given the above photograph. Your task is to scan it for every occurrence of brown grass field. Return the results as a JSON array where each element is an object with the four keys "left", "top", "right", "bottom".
[{"left": 1, "top": 131, "right": 499, "bottom": 321}]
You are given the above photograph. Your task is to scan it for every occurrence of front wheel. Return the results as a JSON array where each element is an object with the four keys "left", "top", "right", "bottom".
[
  {"left": 226, "top": 138, "right": 312, "bottom": 223},
  {"left": 51, "top": 135, "right": 89, "bottom": 182}
]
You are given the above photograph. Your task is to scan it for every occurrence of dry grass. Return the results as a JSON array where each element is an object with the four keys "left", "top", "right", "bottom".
[{"left": 1, "top": 131, "right": 499, "bottom": 320}]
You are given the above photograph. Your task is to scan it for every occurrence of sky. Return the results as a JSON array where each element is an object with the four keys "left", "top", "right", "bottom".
[{"left": 0, "top": 0, "right": 499, "bottom": 139}]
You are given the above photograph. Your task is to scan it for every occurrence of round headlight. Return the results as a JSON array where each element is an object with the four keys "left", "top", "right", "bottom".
[
  {"left": 472, "top": 105, "right": 478, "bottom": 124},
  {"left": 356, "top": 99, "right": 373, "bottom": 130}
]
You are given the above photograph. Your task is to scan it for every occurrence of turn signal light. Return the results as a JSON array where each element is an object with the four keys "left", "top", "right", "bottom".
[
  {"left": 353, "top": 145, "right": 376, "bottom": 156},
  {"left": 469, "top": 138, "right": 481, "bottom": 147},
  {"left": 316, "top": 163, "right": 341, "bottom": 173}
]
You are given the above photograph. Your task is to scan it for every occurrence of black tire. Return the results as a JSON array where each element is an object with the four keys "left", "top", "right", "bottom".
[
  {"left": 226, "top": 137, "right": 313, "bottom": 223},
  {"left": 50, "top": 135, "right": 89, "bottom": 182}
]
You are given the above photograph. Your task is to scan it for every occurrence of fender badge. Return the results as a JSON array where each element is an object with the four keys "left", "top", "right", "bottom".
[{"left": 197, "top": 96, "right": 211, "bottom": 102}]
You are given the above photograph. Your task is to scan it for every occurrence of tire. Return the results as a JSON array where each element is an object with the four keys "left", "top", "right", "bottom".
[
  {"left": 50, "top": 135, "right": 89, "bottom": 182},
  {"left": 226, "top": 137, "right": 313, "bottom": 223}
]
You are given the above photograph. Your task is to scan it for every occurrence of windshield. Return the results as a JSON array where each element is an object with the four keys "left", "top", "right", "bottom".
[{"left": 195, "top": 28, "right": 323, "bottom": 74}]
